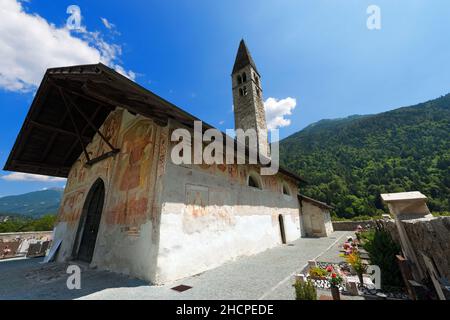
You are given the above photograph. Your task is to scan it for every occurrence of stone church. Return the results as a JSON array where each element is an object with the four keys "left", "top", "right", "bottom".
[{"left": 4, "top": 40, "right": 332, "bottom": 283}]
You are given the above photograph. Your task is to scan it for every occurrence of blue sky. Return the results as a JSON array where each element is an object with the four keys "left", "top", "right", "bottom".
[{"left": 1, "top": 0, "right": 450, "bottom": 196}]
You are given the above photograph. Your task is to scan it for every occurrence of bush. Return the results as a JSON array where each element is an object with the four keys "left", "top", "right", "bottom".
[
  {"left": 362, "top": 228, "right": 403, "bottom": 289},
  {"left": 0, "top": 214, "right": 56, "bottom": 233},
  {"left": 432, "top": 212, "right": 450, "bottom": 217},
  {"left": 358, "top": 229, "right": 375, "bottom": 243},
  {"left": 293, "top": 279, "right": 317, "bottom": 300}
]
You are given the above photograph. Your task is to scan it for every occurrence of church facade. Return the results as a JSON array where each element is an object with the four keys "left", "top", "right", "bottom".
[{"left": 4, "top": 41, "right": 329, "bottom": 284}]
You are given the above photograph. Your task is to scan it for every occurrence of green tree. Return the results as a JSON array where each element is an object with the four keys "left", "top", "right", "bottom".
[{"left": 280, "top": 94, "right": 450, "bottom": 218}]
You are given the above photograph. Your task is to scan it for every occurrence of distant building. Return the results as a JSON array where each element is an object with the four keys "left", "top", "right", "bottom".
[
  {"left": 299, "top": 194, "right": 334, "bottom": 237},
  {"left": 4, "top": 40, "right": 332, "bottom": 283}
]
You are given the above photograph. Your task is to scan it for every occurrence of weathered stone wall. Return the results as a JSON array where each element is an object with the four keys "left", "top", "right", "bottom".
[
  {"left": 232, "top": 65, "right": 269, "bottom": 157},
  {"left": 382, "top": 217, "right": 450, "bottom": 280},
  {"left": 54, "top": 108, "right": 169, "bottom": 282},
  {"left": 332, "top": 220, "right": 377, "bottom": 231},
  {"left": 379, "top": 219, "right": 401, "bottom": 244},
  {"left": 0, "top": 231, "right": 52, "bottom": 243}
]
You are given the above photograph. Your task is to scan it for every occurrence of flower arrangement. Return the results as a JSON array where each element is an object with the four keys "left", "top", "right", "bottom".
[
  {"left": 309, "top": 267, "right": 328, "bottom": 279},
  {"left": 345, "top": 252, "right": 367, "bottom": 285},
  {"left": 306, "top": 264, "right": 344, "bottom": 300},
  {"left": 329, "top": 272, "right": 344, "bottom": 287},
  {"left": 325, "top": 265, "right": 343, "bottom": 287},
  {"left": 345, "top": 252, "right": 366, "bottom": 274},
  {"left": 341, "top": 235, "right": 361, "bottom": 256}
]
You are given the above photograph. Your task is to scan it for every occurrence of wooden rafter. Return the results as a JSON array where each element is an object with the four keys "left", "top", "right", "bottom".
[
  {"left": 62, "top": 104, "right": 102, "bottom": 165},
  {"left": 29, "top": 120, "right": 92, "bottom": 142},
  {"left": 64, "top": 91, "right": 119, "bottom": 153},
  {"left": 40, "top": 110, "right": 70, "bottom": 162},
  {"left": 57, "top": 87, "right": 91, "bottom": 163}
]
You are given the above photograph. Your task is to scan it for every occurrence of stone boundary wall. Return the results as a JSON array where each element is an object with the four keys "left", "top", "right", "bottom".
[
  {"left": 0, "top": 231, "right": 53, "bottom": 260},
  {"left": 332, "top": 220, "right": 377, "bottom": 231},
  {"left": 381, "top": 217, "right": 450, "bottom": 280},
  {"left": 0, "top": 231, "right": 53, "bottom": 243}
]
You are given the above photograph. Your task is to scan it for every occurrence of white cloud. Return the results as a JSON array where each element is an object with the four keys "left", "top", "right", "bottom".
[
  {"left": 113, "top": 64, "right": 136, "bottom": 81},
  {"left": 264, "top": 97, "right": 297, "bottom": 130},
  {"left": 100, "top": 17, "right": 121, "bottom": 36},
  {"left": 100, "top": 17, "right": 114, "bottom": 30},
  {"left": 1, "top": 172, "right": 66, "bottom": 183},
  {"left": 0, "top": 0, "right": 135, "bottom": 92}
]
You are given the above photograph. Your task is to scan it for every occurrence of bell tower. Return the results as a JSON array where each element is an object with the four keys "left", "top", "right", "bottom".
[{"left": 232, "top": 39, "right": 269, "bottom": 158}]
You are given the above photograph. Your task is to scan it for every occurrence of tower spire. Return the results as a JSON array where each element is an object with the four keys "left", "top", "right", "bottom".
[
  {"left": 231, "top": 40, "right": 269, "bottom": 158},
  {"left": 232, "top": 39, "right": 260, "bottom": 76}
]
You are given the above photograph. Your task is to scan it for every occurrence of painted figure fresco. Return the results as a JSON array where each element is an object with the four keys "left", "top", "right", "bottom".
[
  {"left": 95, "top": 109, "right": 122, "bottom": 158},
  {"left": 107, "top": 121, "right": 155, "bottom": 227}
]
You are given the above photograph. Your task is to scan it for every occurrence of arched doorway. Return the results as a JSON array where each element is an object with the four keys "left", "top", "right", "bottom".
[
  {"left": 278, "top": 215, "right": 287, "bottom": 244},
  {"left": 74, "top": 179, "right": 105, "bottom": 263}
]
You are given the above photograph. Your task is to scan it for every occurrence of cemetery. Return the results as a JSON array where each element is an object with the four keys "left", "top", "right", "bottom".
[{"left": 294, "top": 192, "right": 450, "bottom": 300}]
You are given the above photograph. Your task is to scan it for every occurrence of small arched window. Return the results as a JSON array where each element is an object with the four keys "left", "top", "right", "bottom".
[
  {"left": 282, "top": 183, "right": 291, "bottom": 197},
  {"left": 237, "top": 75, "right": 242, "bottom": 85},
  {"left": 242, "top": 86, "right": 248, "bottom": 96},
  {"left": 239, "top": 88, "right": 244, "bottom": 96},
  {"left": 248, "top": 172, "right": 262, "bottom": 190},
  {"left": 254, "top": 73, "right": 260, "bottom": 86},
  {"left": 242, "top": 72, "right": 247, "bottom": 83}
]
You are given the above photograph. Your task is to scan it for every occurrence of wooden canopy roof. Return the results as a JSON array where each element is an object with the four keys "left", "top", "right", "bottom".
[{"left": 4, "top": 63, "right": 305, "bottom": 183}]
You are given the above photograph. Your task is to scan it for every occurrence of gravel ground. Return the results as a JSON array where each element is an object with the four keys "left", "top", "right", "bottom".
[{"left": 0, "top": 231, "right": 351, "bottom": 300}]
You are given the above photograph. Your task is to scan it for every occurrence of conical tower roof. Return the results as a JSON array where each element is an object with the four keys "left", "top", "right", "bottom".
[{"left": 232, "top": 39, "right": 260, "bottom": 76}]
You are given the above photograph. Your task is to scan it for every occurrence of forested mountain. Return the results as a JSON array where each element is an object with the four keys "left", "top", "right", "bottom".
[
  {"left": 280, "top": 94, "right": 450, "bottom": 218},
  {"left": 0, "top": 188, "right": 63, "bottom": 218}
]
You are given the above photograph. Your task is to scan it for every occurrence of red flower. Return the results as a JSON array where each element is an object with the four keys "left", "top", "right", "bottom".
[
  {"left": 326, "top": 265, "right": 333, "bottom": 272},
  {"left": 331, "top": 273, "right": 337, "bottom": 278}
]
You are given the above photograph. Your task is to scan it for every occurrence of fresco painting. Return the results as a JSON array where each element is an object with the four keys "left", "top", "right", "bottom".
[
  {"left": 57, "top": 189, "right": 86, "bottom": 225},
  {"left": 107, "top": 120, "right": 155, "bottom": 228},
  {"left": 95, "top": 109, "right": 123, "bottom": 158},
  {"left": 182, "top": 184, "right": 235, "bottom": 233}
]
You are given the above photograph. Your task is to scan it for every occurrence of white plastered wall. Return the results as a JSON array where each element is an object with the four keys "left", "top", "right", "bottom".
[{"left": 155, "top": 144, "right": 302, "bottom": 283}]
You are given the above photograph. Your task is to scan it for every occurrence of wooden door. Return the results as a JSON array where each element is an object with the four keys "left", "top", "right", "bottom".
[
  {"left": 77, "top": 179, "right": 105, "bottom": 263},
  {"left": 279, "top": 215, "right": 287, "bottom": 244}
]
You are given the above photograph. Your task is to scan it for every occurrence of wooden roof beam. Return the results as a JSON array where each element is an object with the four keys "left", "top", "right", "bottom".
[
  {"left": 62, "top": 103, "right": 103, "bottom": 165},
  {"left": 64, "top": 91, "right": 119, "bottom": 153},
  {"left": 29, "top": 120, "right": 92, "bottom": 143},
  {"left": 58, "top": 87, "right": 91, "bottom": 163}
]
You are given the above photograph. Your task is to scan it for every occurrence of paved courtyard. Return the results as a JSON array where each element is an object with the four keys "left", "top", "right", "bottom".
[{"left": 0, "top": 231, "right": 351, "bottom": 300}]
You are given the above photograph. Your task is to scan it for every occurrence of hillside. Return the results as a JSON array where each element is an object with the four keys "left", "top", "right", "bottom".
[
  {"left": 0, "top": 188, "right": 63, "bottom": 218},
  {"left": 280, "top": 94, "right": 450, "bottom": 218}
]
